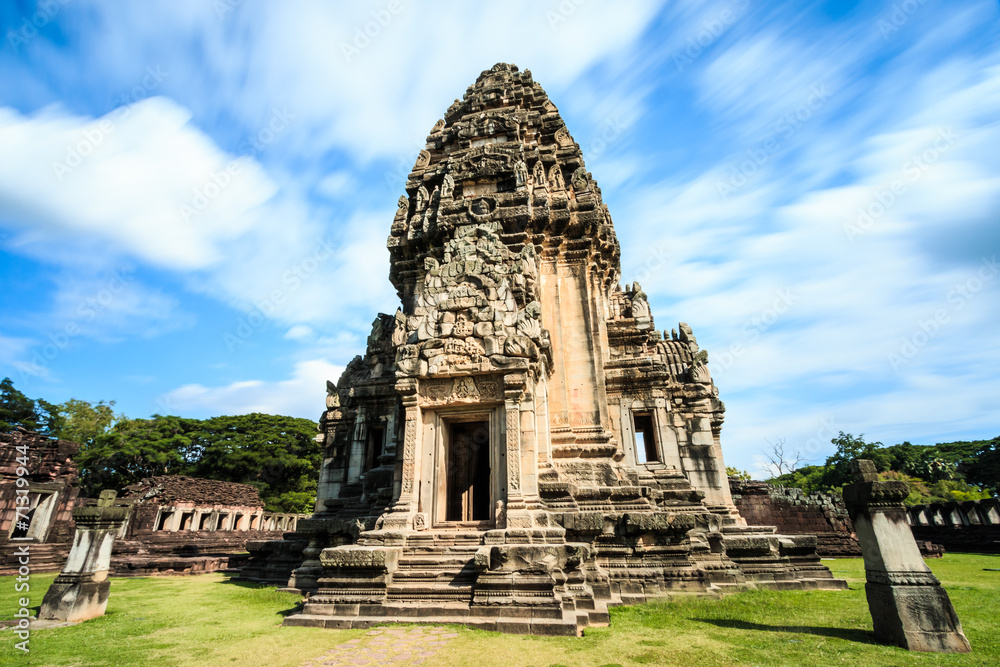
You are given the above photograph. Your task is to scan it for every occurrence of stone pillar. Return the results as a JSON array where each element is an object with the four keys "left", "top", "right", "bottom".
[
  {"left": 380, "top": 382, "right": 419, "bottom": 532},
  {"left": 843, "top": 460, "right": 970, "bottom": 653},
  {"left": 286, "top": 528, "right": 325, "bottom": 593},
  {"left": 39, "top": 490, "right": 129, "bottom": 623}
]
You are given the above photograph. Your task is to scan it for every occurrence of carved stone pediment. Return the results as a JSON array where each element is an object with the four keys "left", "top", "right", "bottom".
[{"left": 418, "top": 375, "right": 503, "bottom": 406}]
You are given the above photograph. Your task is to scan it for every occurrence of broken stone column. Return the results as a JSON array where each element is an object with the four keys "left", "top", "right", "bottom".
[
  {"left": 39, "top": 490, "right": 129, "bottom": 623},
  {"left": 843, "top": 460, "right": 970, "bottom": 652}
]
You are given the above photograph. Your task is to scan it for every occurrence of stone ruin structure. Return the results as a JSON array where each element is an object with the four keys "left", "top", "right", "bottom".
[
  {"left": 908, "top": 498, "right": 1000, "bottom": 554},
  {"left": 0, "top": 428, "right": 85, "bottom": 573},
  {"left": 250, "top": 63, "right": 845, "bottom": 635},
  {"left": 729, "top": 478, "right": 861, "bottom": 557},
  {"left": 729, "top": 478, "right": 945, "bottom": 558},
  {"left": 844, "top": 460, "right": 970, "bottom": 652},
  {"left": 0, "top": 431, "right": 307, "bottom": 577},
  {"left": 112, "top": 475, "right": 306, "bottom": 576}
]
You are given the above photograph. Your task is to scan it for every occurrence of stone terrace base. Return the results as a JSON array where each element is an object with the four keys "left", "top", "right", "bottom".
[{"left": 282, "top": 526, "right": 846, "bottom": 636}]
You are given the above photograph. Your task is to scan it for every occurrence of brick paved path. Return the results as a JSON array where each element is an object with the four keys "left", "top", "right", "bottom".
[{"left": 302, "top": 626, "right": 459, "bottom": 666}]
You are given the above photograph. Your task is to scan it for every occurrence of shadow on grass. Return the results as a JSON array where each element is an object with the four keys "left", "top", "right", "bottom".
[
  {"left": 692, "top": 618, "right": 875, "bottom": 644},
  {"left": 215, "top": 573, "right": 305, "bottom": 616},
  {"left": 217, "top": 576, "right": 276, "bottom": 589}
]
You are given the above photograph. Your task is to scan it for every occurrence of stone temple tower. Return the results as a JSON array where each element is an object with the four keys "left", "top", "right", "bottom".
[{"left": 247, "top": 63, "right": 845, "bottom": 634}]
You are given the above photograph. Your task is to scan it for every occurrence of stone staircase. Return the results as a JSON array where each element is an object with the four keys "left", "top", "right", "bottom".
[
  {"left": 386, "top": 547, "right": 479, "bottom": 603},
  {"left": 283, "top": 530, "right": 608, "bottom": 635}
]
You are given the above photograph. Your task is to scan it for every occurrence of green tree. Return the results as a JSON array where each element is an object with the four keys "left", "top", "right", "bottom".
[
  {"left": 75, "top": 415, "right": 196, "bottom": 497},
  {"left": 54, "top": 398, "right": 120, "bottom": 445},
  {"left": 819, "top": 432, "right": 889, "bottom": 489},
  {"left": 0, "top": 377, "right": 63, "bottom": 434},
  {"left": 965, "top": 436, "right": 1000, "bottom": 496},
  {"left": 187, "top": 413, "right": 320, "bottom": 512},
  {"left": 769, "top": 464, "right": 827, "bottom": 494},
  {"left": 726, "top": 467, "right": 752, "bottom": 481}
]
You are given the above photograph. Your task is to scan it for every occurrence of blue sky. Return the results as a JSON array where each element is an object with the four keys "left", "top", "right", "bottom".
[{"left": 1, "top": 0, "right": 998, "bottom": 477}]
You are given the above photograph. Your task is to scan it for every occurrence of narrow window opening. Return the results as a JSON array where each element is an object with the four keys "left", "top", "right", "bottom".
[
  {"left": 365, "top": 426, "right": 385, "bottom": 472},
  {"left": 156, "top": 510, "right": 174, "bottom": 531},
  {"left": 633, "top": 413, "right": 659, "bottom": 463}
]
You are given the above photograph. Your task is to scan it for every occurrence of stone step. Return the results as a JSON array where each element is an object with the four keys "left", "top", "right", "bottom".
[
  {"left": 396, "top": 556, "right": 475, "bottom": 570},
  {"left": 283, "top": 613, "right": 582, "bottom": 636},
  {"left": 386, "top": 584, "right": 474, "bottom": 602},
  {"left": 392, "top": 569, "right": 476, "bottom": 581}
]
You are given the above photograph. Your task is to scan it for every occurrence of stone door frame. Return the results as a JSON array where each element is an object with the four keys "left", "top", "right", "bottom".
[{"left": 423, "top": 404, "right": 504, "bottom": 530}]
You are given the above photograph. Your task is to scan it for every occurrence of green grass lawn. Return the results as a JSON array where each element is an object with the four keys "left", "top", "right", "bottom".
[{"left": 2, "top": 553, "right": 998, "bottom": 666}]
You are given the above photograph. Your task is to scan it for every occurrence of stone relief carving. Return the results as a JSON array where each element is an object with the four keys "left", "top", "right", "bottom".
[{"left": 548, "top": 164, "right": 565, "bottom": 190}]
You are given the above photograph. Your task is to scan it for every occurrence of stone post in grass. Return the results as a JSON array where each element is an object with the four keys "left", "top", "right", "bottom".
[
  {"left": 843, "top": 460, "right": 971, "bottom": 652},
  {"left": 39, "top": 490, "right": 130, "bottom": 623}
]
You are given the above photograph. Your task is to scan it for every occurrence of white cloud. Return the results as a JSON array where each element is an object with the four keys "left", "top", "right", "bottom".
[
  {"left": 0, "top": 97, "right": 277, "bottom": 269},
  {"left": 158, "top": 358, "right": 342, "bottom": 419},
  {"left": 621, "top": 30, "right": 1000, "bottom": 475},
  {"left": 284, "top": 324, "right": 314, "bottom": 340}
]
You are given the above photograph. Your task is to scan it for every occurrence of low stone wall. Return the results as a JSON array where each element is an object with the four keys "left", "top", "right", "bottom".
[
  {"left": 111, "top": 529, "right": 293, "bottom": 576},
  {"left": 729, "top": 479, "right": 862, "bottom": 557},
  {"left": 908, "top": 499, "right": 1000, "bottom": 554}
]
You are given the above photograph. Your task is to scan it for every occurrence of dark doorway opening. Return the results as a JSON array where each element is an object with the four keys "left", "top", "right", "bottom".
[{"left": 445, "top": 420, "right": 491, "bottom": 522}]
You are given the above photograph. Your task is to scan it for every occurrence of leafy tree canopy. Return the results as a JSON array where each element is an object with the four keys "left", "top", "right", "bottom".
[
  {"left": 0, "top": 378, "right": 320, "bottom": 512},
  {"left": 766, "top": 431, "right": 998, "bottom": 504},
  {"left": 0, "top": 377, "right": 63, "bottom": 435}
]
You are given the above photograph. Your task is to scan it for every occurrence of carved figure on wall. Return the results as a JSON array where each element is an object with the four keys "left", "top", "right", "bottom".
[
  {"left": 548, "top": 164, "right": 565, "bottom": 190},
  {"left": 571, "top": 167, "right": 589, "bottom": 192},
  {"left": 532, "top": 159, "right": 546, "bottom": 187},
  {"left": 391, "top": 196, "right": 408, "bottom": 235},
  {"left": 514, "top": 160, "right": 528, "bottom": 188},
  {"left": 516, "top": 301, "right": 542, "bottom": 339},
  {"left": 442, "top": 173, "right": 455, "bottom": 199},
  {"left": 325, "top": 380, "right": 340, "bottom": 408},
  {"left": 416, "top": 185, "right": 429, "bottom": 211},
  {"left": 392, "top": 309, "right": 408, "bottom": 347},
  {"left": 631, "top": 289, "right": 650, "bottom": 320}
]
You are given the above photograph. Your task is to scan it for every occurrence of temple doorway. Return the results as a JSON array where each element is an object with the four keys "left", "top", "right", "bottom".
[{"left": 444, "top": 420, "right": 491, "bottom": 524}]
